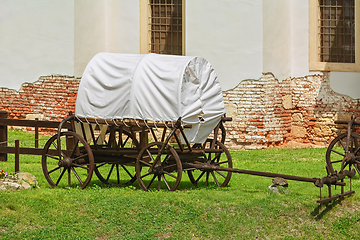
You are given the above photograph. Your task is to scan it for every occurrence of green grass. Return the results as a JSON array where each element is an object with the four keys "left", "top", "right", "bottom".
[{"left": 1, "top": 129, "right": 360, "bottom": 239}]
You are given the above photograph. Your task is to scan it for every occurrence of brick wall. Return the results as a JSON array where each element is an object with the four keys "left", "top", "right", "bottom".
[
  {"left": 0, "top": 75, "right": 80, "bottom": 121},
  {"left": 0, "top": 73, "right": 359, "bottom": 149},
  {"left": 223, "top": 72, "right": 360, "bottom": 150}
]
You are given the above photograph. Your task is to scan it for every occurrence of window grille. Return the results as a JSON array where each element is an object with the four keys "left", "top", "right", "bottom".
[
  {"left": 149, "top": 0, "right": 182, "bottom": 55},
  {"left": 319, "top": 0, "right": 355, "bottom": 63}
]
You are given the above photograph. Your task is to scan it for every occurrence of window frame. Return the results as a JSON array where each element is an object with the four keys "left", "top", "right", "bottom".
[
  {"left": 309, "top": 0, "right": 360, "bottom": 71},
  {"left": 140, "top": 0, "right": 185, "bottom": 55}
]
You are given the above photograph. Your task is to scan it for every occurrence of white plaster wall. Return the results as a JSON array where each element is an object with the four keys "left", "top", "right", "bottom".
[
  {"left": 0, "top": 0, "right": 74, "bottom": 91},
  {"left": 107, "top": 0, "right": 140, "bottom": 54},
  {"left": 74, "top": 0, "right": 140, "bottom": 77},
  {"left": 74, "top": 0, "right": 106, "bottom": 77},
  {"left": 262, "top": 0, "right": 320, "bottom": 80},
  {"left": 290, "top": 0, "right": 314, "bottom": 78},
  {"left": 185, "top": 0, "right": 263, "bottom": 91},
  {"left": 262, "top": 0, "right": 291, "bottom": 80},
  {"left": 330, "top": 72, "right": 360, "bottom": 99}
]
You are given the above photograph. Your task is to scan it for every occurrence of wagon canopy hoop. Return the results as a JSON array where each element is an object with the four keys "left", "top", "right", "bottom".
[
  {"left": 121, "top": 119, "right": 130, "bottom": 128},
  {"left": 112, "top": 119, "right": 119, "bottom": 127}
]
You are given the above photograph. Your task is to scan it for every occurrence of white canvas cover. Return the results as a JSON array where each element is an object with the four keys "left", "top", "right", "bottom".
[{"left": 75, "top": 52, "right": 225, "bottom": 143}]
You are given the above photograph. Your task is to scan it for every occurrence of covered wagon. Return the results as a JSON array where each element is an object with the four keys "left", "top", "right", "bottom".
[{"left": 42, "top": 53, "right": 232, "bottom": 190}]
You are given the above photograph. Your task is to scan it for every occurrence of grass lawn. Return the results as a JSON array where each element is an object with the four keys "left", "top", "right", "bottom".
[{"left": 1, "top": 129, "right": 360, "bottom": 239}]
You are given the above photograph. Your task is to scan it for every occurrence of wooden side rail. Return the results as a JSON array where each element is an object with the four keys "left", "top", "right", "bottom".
[
  {"left": 0, "top": 118, "right": 71, "bottom": 129},
  {"left": 0, "top": 111, "right": 71, "bottom": 161}
]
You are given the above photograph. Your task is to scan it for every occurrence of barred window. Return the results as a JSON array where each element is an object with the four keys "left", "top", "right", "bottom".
[
  {"left": 319, "top": 0, "right": 355, "bottom": 63},
  {"left": 309, "top": 0, "right": 360, "bottom": 71},
  {"left": 148, "top": 0, "right": 182, "bottom": 55}
]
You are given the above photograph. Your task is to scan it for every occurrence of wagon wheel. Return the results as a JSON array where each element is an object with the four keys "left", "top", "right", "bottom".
[
  {"left": 216, "top": 122, "right": 226, "bottom": 144},
  {"left": 94, "top": 128, "right": 137, "bottom": 186},
  {"left": 188, "top": 139, "right": 232, "bottom": 187},
  {"left": 136, "top": 142, "right": 182, "bottom": 191},
  {"left": 326, "top": 132, "right": 360, "bottom": 176},
  {"left": 42, "top": 131, "right": 94, "bottom": 189}
]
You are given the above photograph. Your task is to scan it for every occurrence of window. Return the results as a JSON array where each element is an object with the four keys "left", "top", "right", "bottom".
[
  {"left": 309, "top": 0, "right": 360, "bottom": 71},
  {"left": 140, "top": 0, "right": 184, "bottom": 55}
]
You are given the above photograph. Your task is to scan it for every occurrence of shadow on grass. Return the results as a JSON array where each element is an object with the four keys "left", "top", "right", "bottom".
[{"left": 311, "top": 198, "right": 346, "bottom": 220}]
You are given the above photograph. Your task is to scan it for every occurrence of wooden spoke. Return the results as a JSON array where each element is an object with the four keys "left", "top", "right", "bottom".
[
  {"left": 331, "top": 149, "right": 345, "bottom": 156},
  {"left": 163, "top": 170, "right": 178, "bottom": 179},
  {"left": 55, "top": 168, "right": 66, "bottom": 186},
  {"left": 47, "top": 166, "right": 61, "bottom": 175},
  {"left": 72, "top": 167, "right": 83, "bottom": 185},
  {"left": 330, "top": 159, "right": 345, "bottom": 164},
  {"left": 147, "top": 175, "right": 156, "bottom": 189},
  {"left": 72, "top": 153, "right": 89, "bottom": 162},
  {"left": 45, "top": 154, "right": 61, "bottom": 161},
  {"left": 214, "top": 170, "right": 227, "bottom": 179},
  {"left": 68, "top": 169, "right": 71, "bottom": 187},
  {"left": 71, "top": 163, "right": 90, "bottom": 170},
  {"left": 162, "top": 175, "right": 170, "bottom": 190},
  {"left": 211, "top": 171, "right": 220, "bottom": 187}
]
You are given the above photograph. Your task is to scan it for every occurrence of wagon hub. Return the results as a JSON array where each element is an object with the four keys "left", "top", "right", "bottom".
[
  {"left": 344, "top": 152, "right": 356, "bottom": 164},
  {"left": 150, "top": 165, "right": 164, "bottom": 175},
  {"left": 58, "top": 157, "right": 72, "bottom": 169}
]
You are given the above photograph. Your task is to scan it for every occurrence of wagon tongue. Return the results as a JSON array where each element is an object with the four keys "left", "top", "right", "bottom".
[
  {"left": 186, "top": 163, "right": 356, "bottom": 204},
  {"left": 187, "top": 163, "right": 355, "bottom": 187}
]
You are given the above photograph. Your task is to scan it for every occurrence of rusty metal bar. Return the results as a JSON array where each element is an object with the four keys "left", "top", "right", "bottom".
[
  {"left": 317, "top": 190, "right": 355, "bottom": 204},
  {"left": 232, "top": 168, "right": 321, "bottom": 184},
  {"left": 314, "top": 169, "right": 356, "bottom": 187},
  {"left": 215, "top": 166, "right": 320, "bottom": 183},
  {"left": 185, "top": 163, "right": 355, "bottom": 187}
]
